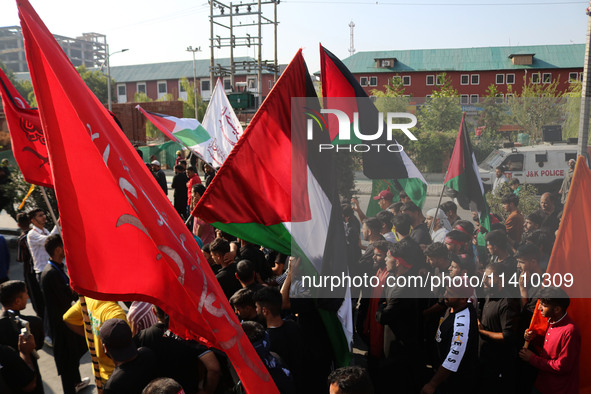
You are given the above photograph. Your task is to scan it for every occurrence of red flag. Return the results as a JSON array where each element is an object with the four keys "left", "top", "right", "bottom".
[
  {"left": 527, "top": 156, "right": 591, "bottom": 393},
  {"left": 17, "top": 0, "right": 277, "bottom": 392},
  {"left": 0, "top": 67, "right": 53, "bottom": 187}
]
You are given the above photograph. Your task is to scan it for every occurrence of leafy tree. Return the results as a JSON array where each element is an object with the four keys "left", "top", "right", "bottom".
[
  {"left": 179, "top": 78, "right": 207, "bottom": 121},
  {"left": 561, "top": 81, "right": 588, "bottom": 140},
  {"left": 133, "top": 93, "right": 160, "bottom": 141},
  {"left": 371, "top": 77, "right": 410, "bottom": 114},
  {"left": 417, "top": 73, "right": 462, "bottom": 133},
  {"left": 0, "top": 167, "right": 58, "bottom": 224},
  {"left": 506, "top": 76, "right": 563, "bottom": 143},
  {"left": 486, "top": 183, "right": 539, "bottom": 221},
  {"left": 76, "top": 65, "right": 114, "bottom": 105},
  {"left": 0, "top": 60, "right": 35, "bottom": 106},
  {"left": 477, "top": 84, "right": 508, "bottom": 140}
]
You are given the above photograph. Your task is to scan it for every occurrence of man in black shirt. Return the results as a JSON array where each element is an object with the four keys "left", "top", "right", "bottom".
[
  {"left": 253, "top": 287, "right": 305, "bottom": 391},
  {"left": 401, "top": 202, "right": 432, "bottom": 247},
  {"left": 171, "top": 164, "right": 189, "bottom": 219},
  {"left": 39, "top": 235, "right": 88, "bottom": 394},
  {"left": 210, "top": 238, "right": 241, "bottom": 300},
  {"left": 101, "top": 318, "right": 157, "bottom": 394},
  {"left": 422, "top": 284, "right": 478, "bottom": 394},
  {"left": 477, "top": 263, "right": 520, "bottom": 393}
]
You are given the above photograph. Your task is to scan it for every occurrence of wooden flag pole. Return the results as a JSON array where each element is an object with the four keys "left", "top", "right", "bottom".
[{"left": 79, "top": 296, "right": 104, "bottom": 393}]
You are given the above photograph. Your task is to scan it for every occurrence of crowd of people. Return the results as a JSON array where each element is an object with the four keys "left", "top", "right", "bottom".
[{"left": 0, "top": 154, "right": 581, "bottom": 394}]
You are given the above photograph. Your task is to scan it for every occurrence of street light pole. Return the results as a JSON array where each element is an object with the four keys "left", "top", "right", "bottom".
[
  {"left": 186, "top": 46, "right": 202, "bottom": 119},
  {"left": 105, "top": 46, "right": 129, "bottom": 111}
]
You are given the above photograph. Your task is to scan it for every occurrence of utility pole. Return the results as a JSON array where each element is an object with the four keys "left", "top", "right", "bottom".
[
  {"left": 102, "top": 43, "right": 128, "bottom": 111},
  {"left": 578, "top": 5, "right": 591, "bottom": 165},
  {"left": 186, "top": 46, "right": 202, "bottom": 119},
  {"left": 209, "top": 0, "right": 279, "bottom": 108}
]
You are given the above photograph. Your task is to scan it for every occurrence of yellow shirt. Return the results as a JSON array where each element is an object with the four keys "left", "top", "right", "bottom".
[{"left": 63, "top": 297, "right": 128, "bottom": 382}]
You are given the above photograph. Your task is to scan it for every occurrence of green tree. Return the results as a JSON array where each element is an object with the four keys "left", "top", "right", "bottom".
[
  {"left": 486, "top": 183, "right": 539, "bottom": 221},
  {"left": 0, "top": 60, "right": 35, "bottom": 106},
  {"left": 76, "top": 65, "right": 114, "bottom": 104},
  {"left": 478, "top": 84, "right": 508, "bottom": 140},
  {"left": 133, "top": 92, "right": 160, "bottom": 141},
  {"left": 179, "top": 78, "right": 207, "bottom": 121},
  {"left": 417, "top": 73, "right": 462, "bottom": 133},
  {"left": 506, "top": 76, "right": 563, "bottom": 143},
  {"left": 371, "top": 77, "right": 410, "bottom": 113},
  {"left": 561, "top": 81, "right": 587, "bottom": 139}
]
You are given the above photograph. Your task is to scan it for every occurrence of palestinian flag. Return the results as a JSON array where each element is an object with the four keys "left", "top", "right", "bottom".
[
  {"left": 365, "top": 178, "right": 427, "bottom": 217},
  {"left": 444, "top": 113, "right": 491, "bottom": 232},
  {"left": 136, "top": 106, "right": 211, "bottom": 161},
  {"left": 194, "top": 49, "right": 353, "bottom": 367},
  {"left": 319, "top": 45, "right": 427, "bottom": 211}
]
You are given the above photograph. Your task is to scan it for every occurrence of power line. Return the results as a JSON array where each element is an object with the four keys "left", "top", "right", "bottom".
[{"left": 284, "top": 1, "right": 585, "bottom": 6}]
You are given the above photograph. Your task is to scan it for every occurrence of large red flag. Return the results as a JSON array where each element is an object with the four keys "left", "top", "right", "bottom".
[
  {"left": 527, "top": 156, "right": 591, "bottom": 393},
  {"left": 0, "top": 67, "right": 53, "bottom": 187},
  {"left": 16, "top": 0, "right": 277, "bottom": 392}
]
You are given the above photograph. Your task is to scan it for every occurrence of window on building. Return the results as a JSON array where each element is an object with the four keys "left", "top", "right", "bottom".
[
  {"left": 470, "top": 94, "right": 479, "bottom": 104},
  {"left": 369, "top": 76, "right": 378, "bottom": 86},
  {"left": 531, "top": 73, "right": 540, "bottom": 84},
  {"left": 157, "top": 81, "right": 168, "bottom": 99},
  {"left": 506, "top": 93, "right": 515, "bottom": 102},
  {"left": 224, "top": 79, "right": 232, "bottom": 90},
  {"left": 392, "top": 76, "right": 402, "bottom": 85},
  {"left": 426, "top": 75, "right": 435, "bottom": 86},
  {"left": 506, "top": 74, "right": 515, "bottom": 84},
  {"left": 460, "top": 74, "right": 469, "bottom": 85},
  {"left": 580, "top": 72, "right": 584, "bottom": 81},
  {"left": 495, "top": 94, "right": 504, "bottom": 104},
  {"left": 496, "top": 74, "right": 504, "bottom": 84},
  {"left": 460, "top": 94, "right": 469, "bottom": 105},
  {"left": 542, "top": 73, "right": 552, "bottom": 84},
  {"left": 201, "top": 80, "right": 211, "bottom": 92},
  {"left": 471, "top": 74, "right": 479, "bottom": 85},
  {"left": 570, "top": 72, "right": 579, "bottom": 82},
  {"left": 360, "top": 77, "right": 369, "bottom": 86},
  {"left": 137, "top": 82, "right": 146, "bottom": 94},
  {"left": 436, "top": 74, "right": 444, "bottom": 86},
  {"left": 402, "top": 75, "right": 411, "bottom": 86}
]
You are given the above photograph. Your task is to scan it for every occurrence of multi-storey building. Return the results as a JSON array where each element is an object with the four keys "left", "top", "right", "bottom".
[
  {"left": 0, "top": 26, "right": 106, "bottom": 73},
  {"left": 340, "top": 44, "right": 584, "bottom": 104}
]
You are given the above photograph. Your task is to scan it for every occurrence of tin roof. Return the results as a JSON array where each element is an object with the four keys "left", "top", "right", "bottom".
[{"left": 340, "top": 44, "right": 584, "bottom": 74}]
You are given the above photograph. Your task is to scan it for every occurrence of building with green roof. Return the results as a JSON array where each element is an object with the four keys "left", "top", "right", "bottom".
[
  {"left": 109, "top": 57, "right": 279, "bottom": 103},
  {"left": 335, "top": 44, "right": 583, "bottom": 105}
]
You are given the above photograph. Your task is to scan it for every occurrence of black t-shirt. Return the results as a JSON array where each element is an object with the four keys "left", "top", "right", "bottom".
[
  {"left": 104, "top": 347, "right": 157, "bottom": 394},
  {"left": 410, "top": 222, "right": 432, "bottom": 245},
  {"left": 0, "top": 344, "right": 36, "bottom": 394},
  {"left": 436, "top": 304, "right": 478, "bottom": 393},
  {"left": 135, "top": 323, "right": 206, "bottom": 393},
  {"left": 478, "top": 295, "right": 520, "bottom": 370},
  {"left": 267, "top": 320, "right": 305, "bottom": 390},
  {"left": 215, "top": 263, "right": 242, "bottom": 300}
]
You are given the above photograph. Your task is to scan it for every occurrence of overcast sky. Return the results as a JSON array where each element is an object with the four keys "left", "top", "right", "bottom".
[{"left": 1, "top": 0, "right": 588, "bottom": 73}]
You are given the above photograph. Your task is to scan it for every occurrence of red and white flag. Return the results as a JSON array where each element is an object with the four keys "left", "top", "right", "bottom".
[{"left": 16, "top": 0, "right": 277, "bottom": 391}]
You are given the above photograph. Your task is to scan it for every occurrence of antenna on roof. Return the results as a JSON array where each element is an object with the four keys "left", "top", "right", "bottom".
[{"left": 348, "top": 21, "right": 355, "bottom": 56}]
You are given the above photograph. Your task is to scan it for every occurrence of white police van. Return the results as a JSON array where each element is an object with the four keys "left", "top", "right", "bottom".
[{"left": 478, "top": 143, "right": 588, "bottom": 193}]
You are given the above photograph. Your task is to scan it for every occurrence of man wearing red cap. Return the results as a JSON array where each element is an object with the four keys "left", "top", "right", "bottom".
[{"left": 373, "top": 189, "right": 394, "bottom": 211}]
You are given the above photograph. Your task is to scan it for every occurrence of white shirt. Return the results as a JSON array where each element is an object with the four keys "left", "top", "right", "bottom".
[
  {"left": 492, "top": 174, "right": 508, "bottom": 193},
  {"left": 431, "top": 227, "right": 448, "bottom": 244},
  {"left": 27, "top": 224, "right": 60, "bottom": 273}
]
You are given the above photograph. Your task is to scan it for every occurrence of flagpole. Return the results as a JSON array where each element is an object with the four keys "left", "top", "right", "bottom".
[
  {"left": 79, "top": 296, "right": 104, "bottom": 393},
  {"left": 40, "top": 187, "right": 61, "bottom": 235},
  {"left": 430, "top": 183, "right": 447, "bottom": 233}
]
